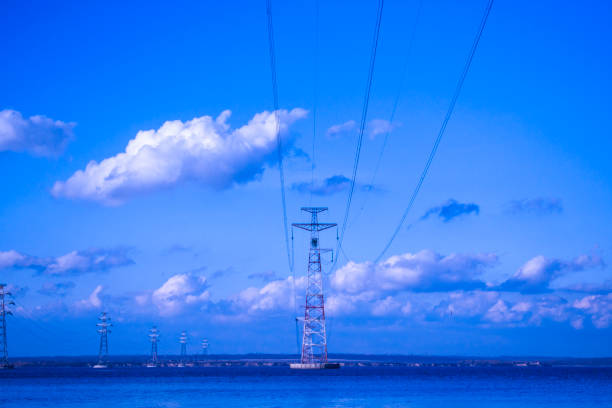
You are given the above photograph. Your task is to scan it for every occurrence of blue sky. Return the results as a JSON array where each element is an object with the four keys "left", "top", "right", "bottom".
[{"left": 1, "top": 0, "right": 611, "bottom": 357}]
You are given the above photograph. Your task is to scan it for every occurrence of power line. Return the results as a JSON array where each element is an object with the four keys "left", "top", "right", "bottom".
[
  {"left": 375, "top": 0, "right": 495, "bottom": 262},
  {"left": 348, "top": 0, "right": 424, "bottom": 231},
  {"left": 305, "top": 0, "right": 320, "bottom": 352},
  {"left": 267, "top": 0, "right": 302, "bottom": 356},
  {"left": 310, "top": 0, "right": 320, "bottom": 205},
  {"left": 11, "top": 300, "right": 85, "bottom": 350},
  {"left": 334, "top": 0, "right": 385, "bottom": 270},
  {"left": 266, "top": 0, "right": 294, "bottom": 274},
  {"left": 291, "top": 228, "right": 300, "bottom": 355}
]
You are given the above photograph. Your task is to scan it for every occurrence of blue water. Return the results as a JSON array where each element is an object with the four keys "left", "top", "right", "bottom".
[{"left": 1, "top": 366, "right": 611, "bottom": 407}]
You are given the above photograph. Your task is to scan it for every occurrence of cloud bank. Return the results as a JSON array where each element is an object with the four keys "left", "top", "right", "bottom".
[
  {"left": 52, "top": 108, "right": 307, "bottom": 205},
  {"left": 0, "top": 248, "right": 133, "bottom": 275},
  {"left": 202, "top": 251, "right": 610, "bottom": 330},
  {"left": 15, "top": 249, "right": 610, "bottom": 333},
  {"left": 0, "top": 109, "right": 75, "bottom": 156}
]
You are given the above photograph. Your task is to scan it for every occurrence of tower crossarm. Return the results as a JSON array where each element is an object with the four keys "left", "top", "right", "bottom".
[
  {"left": 292, "top": 222, "right": 337, "bottom": 232},
  {"left": 300, "top": 207, "right": 328, "bottom": 214}
]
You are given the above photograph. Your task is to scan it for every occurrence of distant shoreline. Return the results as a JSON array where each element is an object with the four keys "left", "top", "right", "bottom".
[{"left": 7, "top": 354, "right": 612, "bottom": 368}]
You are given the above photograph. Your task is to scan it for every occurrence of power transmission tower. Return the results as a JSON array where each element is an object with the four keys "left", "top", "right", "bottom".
[
  {"left": 201, "top": 338, "right": 208, "bottom": 357},
  {"left": 290, "top": 207, "right": 339, "bottom": 369},
  {"left": 148, "top": 326, "right": 159, "bottom": 367},
  {"left": 95, "top": 312, "right": 111, "bottom": 368},
  {"left": 0, "top": 284, "right": 14, "bottom": 369},
  {"left": 179, "top": 331, "right": 187, "bottom": 365}
]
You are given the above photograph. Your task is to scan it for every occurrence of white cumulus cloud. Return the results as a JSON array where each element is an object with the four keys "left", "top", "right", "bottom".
[
  {"left": 75, "top": 285, "right": 104, "bottom": 310},
  {"left": 0, "top": 250, "right": 30, "bottom": 269},
  {"left": 52, "top": 108, "right": 307, "bottom": 205},
  {"left": 499, "top": 254, "right": 604, "bottom": 293},
  {"left": 152, "top": 273, "right": 210, "bottom": 316},
  {"left": 573, "top": 294, "right": 612, "bottom": 328},
  {"left": 0, "top": 109, "right": 74, "bottom": 156},
  {"left": 331, "top": 250, "right": 497, "bottom": 295},
  {"left": 434, "top": 290, "right": 500, "bottom": 319},
  {"left": 371, "top": 296, "right": 403, "bottom": 316},
  {"left": 484, "top": 299, "right": 532, "bottom": 324},
  {"left": 367, "top": 119, "right": 393, "bottom": 139},
  {"left": 232, "top": 276, "right": 306, "bottom": 315},
  {"left": 326, "top": 120, "right": 356, "bottom": 137}
]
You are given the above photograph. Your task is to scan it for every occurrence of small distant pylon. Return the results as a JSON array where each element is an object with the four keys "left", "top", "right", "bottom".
[
  {"left": 96, "top": 312, "right": 112, "bottom": 366},
  {"left": 0, "top": 284, "right": 15, "bottom": 369},
  {"left": 148, "top": 326, "right": 160, "bottom": 366},
  {"left": 201, "top": 339, "right": 208, "bottom": 357},
  {"left": 179, "top": 331, "right": 187, "bottom": 363}
]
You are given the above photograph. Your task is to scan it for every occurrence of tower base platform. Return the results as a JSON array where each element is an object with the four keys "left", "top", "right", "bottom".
[{"left": 290, "top": 363, "right": 341, "bottom": 370}]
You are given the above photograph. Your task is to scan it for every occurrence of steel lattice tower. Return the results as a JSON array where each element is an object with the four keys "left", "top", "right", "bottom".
[
  {"left": 201, "top": 339, "right": 208, "bottom": 357},
  {"left": 96, "top": 312, "right": 112, "bottom": 366},
  {"left": 292, "top": 207, "right": 336, "bottom": 366},
  {"left": 149, "top": 326, "right": 160, "bottom": 366},
  {"left": 0, "top": 284, "right": 14, "bottom": 369},
  {"left": 179, "top": 331, "right": 187, "bottom": 360}
]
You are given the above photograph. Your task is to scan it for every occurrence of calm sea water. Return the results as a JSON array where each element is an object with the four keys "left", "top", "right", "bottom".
[{"left": 1, "top": 366, "right": 611, "bottom": 407}]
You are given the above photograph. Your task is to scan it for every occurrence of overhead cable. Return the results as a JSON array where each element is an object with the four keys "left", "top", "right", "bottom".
[
  {"left": 348, "top": 0, "right": 424, "bottom": 230},
  {"left": 310, "top": 0, "right": 320, "bottom": 204},
  {"left": 334, "top": 0, "right": 385, "bottom": 271},
  {"left": 375, "top": 0, "right": 495, "bottom": 262},
  {"left": 266, "top": 0, "right": 294, "bottom": 273}
]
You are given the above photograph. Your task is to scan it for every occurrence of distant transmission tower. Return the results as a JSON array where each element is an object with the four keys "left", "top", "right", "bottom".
[
  {"left": 179, "top": 331, "right": 187, "bottom": 365},
  {"left": 148, "top": 326, "right": 160, "bottom": 367},
  {"left": 0, "top": 284, "right": 15, "bottom": 369},
  {"left": 94, "top": 312, "right": 111, "bottom": 368},
  {"left": 201, "top": 338, "right": 208, "bottom": 357},
  {"left": 290, "top": 207, "right": 339, "bottom": 369}
]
